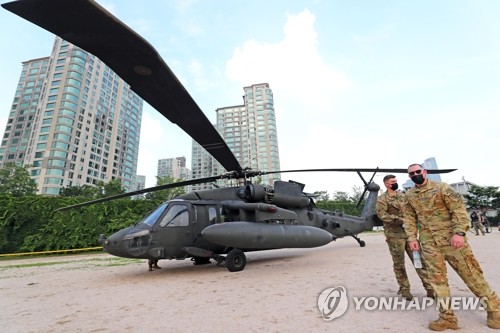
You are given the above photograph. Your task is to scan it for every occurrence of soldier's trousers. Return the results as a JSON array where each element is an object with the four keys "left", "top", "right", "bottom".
[
  {"left": 473, "top": 222, "right": 486, "bottom": 235},
  {"left": 420, "top": 236, "right": 500, "bottom": 321},
  {"left": 385, "top": 236, "right": 433, "bottom": 292}
]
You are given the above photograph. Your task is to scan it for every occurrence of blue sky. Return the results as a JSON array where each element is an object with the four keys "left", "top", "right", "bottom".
[{"left": 1, "top": 0, "right": 499, "bottom": 194}]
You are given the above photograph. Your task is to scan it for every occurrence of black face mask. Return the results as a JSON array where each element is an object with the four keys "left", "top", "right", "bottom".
[
  {"left": 411, "top": 174, "right": 425, "bottom": 185},
  {"left": 390, "top": 183, "right": 398, "bottom": 191}
]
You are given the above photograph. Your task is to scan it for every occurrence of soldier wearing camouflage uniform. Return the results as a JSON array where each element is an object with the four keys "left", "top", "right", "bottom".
[
  {"left": 376, "top": 174, "right": 434, "bottom": 301},
  {"left": 404, "top": 163, "right": 500, "bottom": 331}
]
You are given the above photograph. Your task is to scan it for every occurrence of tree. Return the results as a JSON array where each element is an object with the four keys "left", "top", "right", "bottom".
[
  {"left": 350, "top": 185, "right": 365, "bottom": 205},
  {"left": 253, "top": 176, "right": 263, "bottom": 185},
  {"left": 0, "top": 163, "right": 37, "bottom": 196},
  {"left": 59, "top": 184, "right": 100, "bottom": 198},
  {"left": 97, "top": 178, "right": 126, "bottom": 197},
  {"left": 59, "top": 178, "right": 126, "bottom": 198},
  {"left": 464, "top": 184, "right": 500, "bottom": 209},
  {"left": 145, "top": 176, "right": 186, "bottom": 203},
  {"left": 332, "top": 191, "right": 351, "bottom": 202},
  {"left": 313, "top": 190, "right": 330, "bottom": 202},
  {"left": 314, "top": 188, "right": 363, "bottom": 216}
]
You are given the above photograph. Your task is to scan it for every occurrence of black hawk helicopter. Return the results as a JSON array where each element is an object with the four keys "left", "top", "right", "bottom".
[{"left": 3, "top": 0, "right": 456, "bottom": 272}]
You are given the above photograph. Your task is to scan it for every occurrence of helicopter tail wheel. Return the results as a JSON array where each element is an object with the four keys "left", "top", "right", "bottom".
[{"left": 225, "top": 249, "right": 246, "bottom": 272}]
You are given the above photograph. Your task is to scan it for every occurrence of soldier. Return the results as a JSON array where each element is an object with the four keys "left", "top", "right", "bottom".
[
  {"left": 148, "top": 259, "right": 161, "bottom": 271},
  {"left": 470, "top": 208, "right": 486, "bottom": 236},
  {"left": 376, "top": 174, "right": 434, "bottom": 301},
  {"left": 480, "top": 206, "right": 491, "bottom": 233},
  {"left": 404, "top": 163, "right": 500, "bottom": 331}
]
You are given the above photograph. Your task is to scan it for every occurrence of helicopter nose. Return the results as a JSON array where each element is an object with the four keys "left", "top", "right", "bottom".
[
  {"left": 101, "top": 227, "right": 133, "bottom": 258},
  {"left": 102, "top": 226, "right": 152, "bottom": 259},
  {"left": 102, "top": 232, "right": 126, "bottom": 257}
]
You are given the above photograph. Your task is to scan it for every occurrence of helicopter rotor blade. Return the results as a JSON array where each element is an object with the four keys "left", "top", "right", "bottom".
[
  {"left": 254, "top": 167, "right": 457, "bottom": 208},
  {"left": 2, "top": 0, "right": 243, "bottom": 175},
  {"left": 55, "top": 175, "right": 224, "bottom": 211},
  {"left": 255, "top": 168, "right": 457, "bottom": 177}
]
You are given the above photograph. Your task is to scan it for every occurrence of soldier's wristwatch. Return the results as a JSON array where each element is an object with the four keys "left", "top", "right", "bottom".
[{"left": 455, "top": 232, "right": 466, "bottom": 236}]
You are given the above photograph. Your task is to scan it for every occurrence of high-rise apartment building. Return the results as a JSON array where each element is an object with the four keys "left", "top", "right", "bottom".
[
  {"left": 157, "top": 156, "right": 191, "bottom": 181},
  {"left": 191, "top": 83, "right": 281, "bottom": 190},
  {"left": 131, "top": 174, "right": 147, "bottom": 199},
  {"left": 422, "top": 157, "right": 441, "bottom": 182},
  {"left": 191, "top": 136, "right": 223, "bottom": 190},
  {"left": 133, "top": 175, "right": 146, "bottom": 191},
  {"left": 0, "top": 37, "right": 143, "bottom": 194}
]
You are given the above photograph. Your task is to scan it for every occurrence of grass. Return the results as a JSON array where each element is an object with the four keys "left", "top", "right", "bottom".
[{"left": 0, "top": 256, "right": 142, "bottom": 271}]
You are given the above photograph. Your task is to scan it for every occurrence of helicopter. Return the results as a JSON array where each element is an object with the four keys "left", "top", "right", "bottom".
[{"left": 3, "top": 0, "right": 456, "bottom": 272}]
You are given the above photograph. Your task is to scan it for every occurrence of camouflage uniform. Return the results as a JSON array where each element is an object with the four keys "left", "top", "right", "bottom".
[
  {"left": 376, "top": 191, "right": 433, "bottom": 296},
  {"left": 404, "top": 180, "right": 500, "bottom": 323},
  {"left": 471, "top": 210, "right": 486, "bottom": 235}
]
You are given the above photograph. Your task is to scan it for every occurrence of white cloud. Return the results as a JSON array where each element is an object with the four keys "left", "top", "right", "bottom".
[
  {"left": 226, "top": 9, "right": 350, "bottom": 118},
  {"left": 224, "top": 9, "right": 361, "bottom": 193}
]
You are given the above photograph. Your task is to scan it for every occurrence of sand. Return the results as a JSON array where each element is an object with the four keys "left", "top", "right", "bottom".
[{"left": 1, "top": 231, "right": 499, "bottom": 333}]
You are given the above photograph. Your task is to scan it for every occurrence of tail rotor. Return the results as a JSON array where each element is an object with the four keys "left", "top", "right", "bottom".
[{"left": 356, "top": 168, "right": 379, "bottom": 208}]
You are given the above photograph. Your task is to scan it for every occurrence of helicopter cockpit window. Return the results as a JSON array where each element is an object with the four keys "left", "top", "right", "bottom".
[
  {"left": 141, "top": 203, "right": 168, "bottom": 227},
  {"left": 208, "top": 206, "right": 217, "bottom": 224},
  {"left": 159, "top": 205, "right": 189, "bottom": 227}
]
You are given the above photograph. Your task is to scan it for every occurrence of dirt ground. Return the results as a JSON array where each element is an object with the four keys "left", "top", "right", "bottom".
[{"left": 1, "top": 231, "right": 499, "bottom": 333}]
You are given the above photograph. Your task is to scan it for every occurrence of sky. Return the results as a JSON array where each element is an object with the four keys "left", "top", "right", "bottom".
[{"left": 1, "top": 0, "right": 499, "bottom": 195}]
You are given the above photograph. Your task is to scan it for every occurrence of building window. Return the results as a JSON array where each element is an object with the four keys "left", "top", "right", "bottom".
[{"left": 42, "top": 187, "right": 61, "bottom": 195}]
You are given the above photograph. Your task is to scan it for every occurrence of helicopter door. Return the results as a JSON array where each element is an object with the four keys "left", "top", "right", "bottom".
[
  {"left": 193, "top": 205, "right": 219, "bottom": 246},
  {"left": 151, "top": 203, "right": 192, "bottom": 258}
]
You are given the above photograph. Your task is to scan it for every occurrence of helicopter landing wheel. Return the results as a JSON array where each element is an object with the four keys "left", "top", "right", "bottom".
[
  {"left": 225, "top": 249, "right": 246, "bottom": 272},
  {"left": 359, "top": 240, "right": 366, "bottom": 247}
]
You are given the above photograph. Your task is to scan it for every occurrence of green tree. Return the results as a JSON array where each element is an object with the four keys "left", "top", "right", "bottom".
[
  {"left": 59, "top": 184, "right": 100, "bottom": 198},
  {"left": 253, "top": 176, "right": 263, "bottom": 185},
  {"left": 60, "top": 179, "right": 126, "bottom": 198},
  {"left": 332, "top": 191, "right": 351, "bottom": 202},
  {"left": 464, "top": 184, "right": 500, "bottom": 209},
  {"left": 350, "top": 185, "right": 365, "bottom": 205},
  {"left": 313, "top": 190, "right": 330, "bottom": 201},
  {"left": 145, "top": 176, "right": 186, "bottom": 203},
  {"left": 314, "top": 188, "right": 363, "bottom": 216},
  {"left": 97, "top": 178, "right": 126, "bottom": 197},
  {"left": 0, "top": 163, "right": 37, "bottom": 196}
]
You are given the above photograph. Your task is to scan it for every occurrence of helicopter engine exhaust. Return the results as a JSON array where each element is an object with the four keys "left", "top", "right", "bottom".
[{"left": 201, "top": 222, "right": 333, "bottom": 249}]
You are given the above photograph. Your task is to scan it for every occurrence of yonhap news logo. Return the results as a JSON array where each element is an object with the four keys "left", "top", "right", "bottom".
[
  {"left": 317, "top": 286, "right": 349, "bottom": 321},
  {"left": 317, "top": 286, "right": 487, "bottom": 321}
]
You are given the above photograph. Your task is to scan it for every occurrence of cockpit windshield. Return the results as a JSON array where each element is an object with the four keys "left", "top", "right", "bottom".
[{"left": 141, "top": 203, "right": 169, "bottom": 226}]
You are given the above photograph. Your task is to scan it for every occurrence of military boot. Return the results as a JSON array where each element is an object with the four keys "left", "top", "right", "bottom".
[
  {"left": 399, "top": 289, "right": 413, "bottom": 301},
  {"left": 488, "top": 311, "right": 500, "bottom": 329},
  {"left": 428, "top": 317, "right": 459, "bottom": 331}
]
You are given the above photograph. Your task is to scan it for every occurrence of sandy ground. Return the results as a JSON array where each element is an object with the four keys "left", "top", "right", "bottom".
[{"left": 1, "top": 231, "right": 499, "bottom": 333}]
